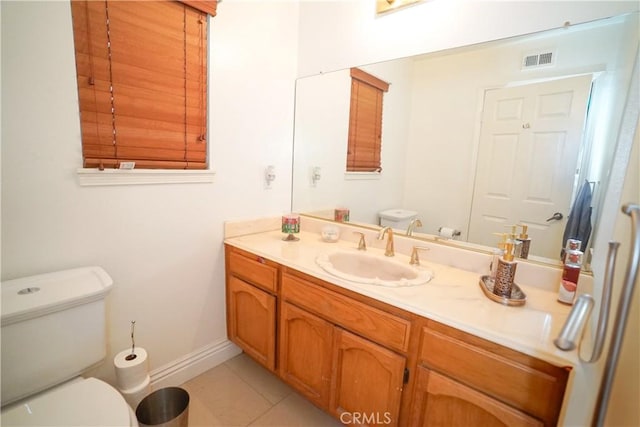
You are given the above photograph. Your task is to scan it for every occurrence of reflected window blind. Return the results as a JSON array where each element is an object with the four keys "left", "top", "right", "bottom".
[
  {"left": 346, "top": 68, "right": 389, "bottom": 172},
  {"left": 70, "top": 0, "right": 214, "bottom": 170}
]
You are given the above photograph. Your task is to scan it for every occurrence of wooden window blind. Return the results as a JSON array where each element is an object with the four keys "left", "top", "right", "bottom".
[
  {"left": 346, "top": 68, "right": 390, "bottom": 172},
  {"left": 70, "top": 0, "right": 214, "bottom": 170}
]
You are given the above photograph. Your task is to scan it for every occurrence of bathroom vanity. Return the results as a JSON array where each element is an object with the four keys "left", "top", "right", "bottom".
[{"left": 224, "top": 219, "right": 577, "bottom": 426}]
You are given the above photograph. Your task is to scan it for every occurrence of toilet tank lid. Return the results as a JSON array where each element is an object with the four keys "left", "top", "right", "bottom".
[
  {"left": 1, "top": 267, "right": 113, "bottom": 326},
  {"left": 379, "top": 209, "right": 418, "bottom": 220}
]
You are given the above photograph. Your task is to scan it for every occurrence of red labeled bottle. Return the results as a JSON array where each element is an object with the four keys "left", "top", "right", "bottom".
[{"left": 558, "top": 250, "right": 583, "bottom": 305}]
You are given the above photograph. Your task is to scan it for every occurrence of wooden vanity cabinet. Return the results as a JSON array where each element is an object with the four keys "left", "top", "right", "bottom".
[
  {"left": 224, "top": 245, "right": 571, "bottom": 426},
  {"left": 225, "top": 246, "right": 278, "bottom": 371},
  {"left": 280, "top": 270, "right": 409, "bottom": 426}
]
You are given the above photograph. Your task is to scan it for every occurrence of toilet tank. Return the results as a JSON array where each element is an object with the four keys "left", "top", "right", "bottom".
[
  {"left": 379, "top": 209, "right": 418, "bottom": 230},
  {"left": 1, "top": 267, "right": 113, "bottom": 407}
]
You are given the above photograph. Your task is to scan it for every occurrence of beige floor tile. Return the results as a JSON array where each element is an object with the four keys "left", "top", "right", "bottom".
[
  {"left": 181, "top": 363, "right": 272, "bottom": 426},
  {"left": 225, "top": 353, "right": 294, "bottom": 405},
  {"left": 248, "top": 393, "right": 343, "bottom": 427}
]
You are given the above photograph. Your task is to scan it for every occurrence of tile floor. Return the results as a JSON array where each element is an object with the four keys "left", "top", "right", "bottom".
[{"left": 180, "top": 353, "right": 343, "bottom": 426}]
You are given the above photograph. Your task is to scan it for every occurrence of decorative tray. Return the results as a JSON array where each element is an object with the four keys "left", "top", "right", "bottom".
[{"left": 479, "top": 275, "right": 526, "bottom": 307}]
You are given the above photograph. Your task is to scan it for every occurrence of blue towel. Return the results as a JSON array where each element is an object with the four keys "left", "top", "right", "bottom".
[{"left": 561, "top": 180, "right": 593, "bottom": 258}]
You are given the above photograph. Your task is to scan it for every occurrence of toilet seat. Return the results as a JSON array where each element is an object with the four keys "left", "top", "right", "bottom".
[{"left": 1, "top": 377, "right": 135, "bottom": 426}]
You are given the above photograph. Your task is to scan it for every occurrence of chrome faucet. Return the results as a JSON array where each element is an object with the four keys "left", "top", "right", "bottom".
[
  {"left": 377, "top": 226, "right": 394, "bottom": 257},
  {"left": 406, "top": 218, "right": 423, "bottom": 236}
]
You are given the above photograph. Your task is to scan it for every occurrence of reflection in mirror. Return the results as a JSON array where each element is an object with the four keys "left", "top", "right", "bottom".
[{"left": 292, "top": 12, "right": 639, "bottom": 266}]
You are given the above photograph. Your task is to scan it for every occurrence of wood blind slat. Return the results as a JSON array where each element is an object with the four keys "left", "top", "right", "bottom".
[
  {"left": 81, "top": 122, "right": 207, "bottom": 150},
  {"left": 77, "top": 84, "right": 206, "bottom": 114},
  {"left": 84, "top": 146, "right": 206, "bottom": 161},
  {"left": 84, "top": 158, "right": 208, "bottom": 170},
  {"left": 76, "top": 69, "right": 206, "bottom": 96},
  {"left": 83, "top": 114, "right": 204, "bottom": 137},
  {"left": 71, "top": 0, "right": 208, "bottom": 170},
  {"left": 78, "top": 89, "right": 206, "bottom": 126},
  {"left": 78, "top": 79, "right": 206, "bottom": 109}
]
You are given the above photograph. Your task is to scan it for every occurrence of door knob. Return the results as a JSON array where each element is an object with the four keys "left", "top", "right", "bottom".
[{"left": 546, "top": 212, "right": 564, "bottom": 222}]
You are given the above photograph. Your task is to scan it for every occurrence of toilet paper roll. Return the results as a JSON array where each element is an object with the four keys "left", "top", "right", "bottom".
[
  {"left": 119, "top": 374, "right": 151, "bottom": 410},
  {"left": 438, "top": 227, "right": 457, "bottom": 238},
  {"left": 114, "top": 347, "right": 149, "bottom": 391}
]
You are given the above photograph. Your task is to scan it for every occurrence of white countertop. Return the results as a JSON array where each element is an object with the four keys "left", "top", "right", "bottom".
[{"left": 225, "top": 228, "right": 578, "bottom": 368}]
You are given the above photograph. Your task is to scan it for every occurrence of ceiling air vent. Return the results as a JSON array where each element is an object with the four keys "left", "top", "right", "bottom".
[{"left": 522, "top": 51, "right": 555, "bottom": 69}]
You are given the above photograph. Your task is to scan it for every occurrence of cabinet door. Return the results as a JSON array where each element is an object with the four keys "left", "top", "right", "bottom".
[
  {"left": 410, "top": 367, "right": 543, "bottom": 427},
  {"left": 227, "top": 276, "right": 276, "bottom": 371},
  {"left": 330, "top": 328, "right": 406, "bottom": 427},
  {"left": 279, "top": 302, "right": 334, "bottom": 408},
  {"left": 419, "top": 323, "right": 568, "bottom": 425}
]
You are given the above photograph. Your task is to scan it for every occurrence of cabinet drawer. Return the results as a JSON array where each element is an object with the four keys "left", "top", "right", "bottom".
[
  {"left": 282, "top": 272, "right": 411, "bottom": 353},
  {"left": 228, "top": 249, "right": 278, "bottom": 293},
  {"left": 411, "top": 367, "right": 543, "bottom": 427},
  {"left": 419, "top": 322, "right": 568, "bottom": 424}
]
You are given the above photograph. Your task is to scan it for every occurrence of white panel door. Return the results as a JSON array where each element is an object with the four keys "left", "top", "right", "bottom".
[{"left": 468, "top": 75, "right": 592, "bottom": 259}]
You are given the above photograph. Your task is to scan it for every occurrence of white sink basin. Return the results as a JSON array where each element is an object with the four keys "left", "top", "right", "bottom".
[{"left": 316, "top": 250, "right": 433, "bottom": 287}]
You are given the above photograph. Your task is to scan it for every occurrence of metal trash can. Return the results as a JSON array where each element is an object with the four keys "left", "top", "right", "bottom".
[{"left": 136, "top": 387, "right": 189, "bottom": 427}]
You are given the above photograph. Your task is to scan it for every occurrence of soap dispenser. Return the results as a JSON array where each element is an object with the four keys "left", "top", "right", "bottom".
[
  {"left": 493, "top": 242, "right": 517, "bottom": 298},
  {"left": 490, "top": 233, "right": 508, "bottom": 280},
  {"left": 515, "top": 224, "right": 531, "bottom": 259},
  {"left": 505, "top": 225, "right": 522, "bottom": 258}
]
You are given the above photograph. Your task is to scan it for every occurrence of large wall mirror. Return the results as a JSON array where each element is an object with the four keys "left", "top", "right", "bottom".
[{"left": 291, "top": 12, "right": 639, "bottom": 266}]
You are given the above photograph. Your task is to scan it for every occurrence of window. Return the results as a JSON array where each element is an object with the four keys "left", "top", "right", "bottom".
[
  {"left": 346, "top": 68, "right": 390, "bottom": 172},
  {"left": 70, "top": 0, "right": 216, "bottom": 170}
]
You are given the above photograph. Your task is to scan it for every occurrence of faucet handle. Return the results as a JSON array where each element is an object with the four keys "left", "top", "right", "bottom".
[
  {"left": 353, "top": 232, "right": 367, "bottom": 251},
  {"left": 410, "top": 245, "right": 430, "bottom": 266}
]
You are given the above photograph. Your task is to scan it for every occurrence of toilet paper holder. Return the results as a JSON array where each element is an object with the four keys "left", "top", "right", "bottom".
[{"left": 126, "top": 320, "right": 137, "bottom": 361}]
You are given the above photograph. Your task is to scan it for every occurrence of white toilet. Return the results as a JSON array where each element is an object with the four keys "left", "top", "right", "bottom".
[
  {"left": 379, "top": 208, "right": 418, "bottom": 230},
  {"left": 1, "top": 267, "right": 138, "bottom": 426}
]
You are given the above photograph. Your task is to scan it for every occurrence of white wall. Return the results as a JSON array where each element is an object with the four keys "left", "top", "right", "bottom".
[
  {"left": 297, "top": 0, "right": 639, "bottom": 76},
  {"left": 0, "top": 0, "right": 298, "bottom": 386}
]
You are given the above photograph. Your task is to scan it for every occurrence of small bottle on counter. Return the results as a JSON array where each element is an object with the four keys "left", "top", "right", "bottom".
[
  {"left": 558, "top": 249, "right": 583, "bottom": 305},
  {"left": 334, "top": 208, "right": 350, "bottom": 223},
  {"left": 493, "top": 242, "right": 517, "bottom": 298},
  {"left": 515, "top": 224, "right": 531, "bottom": 259},
  {"left": 505, "top": 225, "right": 522, "bottom": 258}
]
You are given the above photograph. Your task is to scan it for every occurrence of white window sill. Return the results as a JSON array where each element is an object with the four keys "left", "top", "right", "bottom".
[
  {"left": 344, "top": 172, "right": 381, "bottom": 181},
  {"left": 77, "top": 168, "right": 216, "bottom": 186}
]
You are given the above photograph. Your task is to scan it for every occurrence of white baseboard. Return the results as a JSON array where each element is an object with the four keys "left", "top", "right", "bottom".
[{"left": 149, "top": 339, "right": 242, "bottom": 390}]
